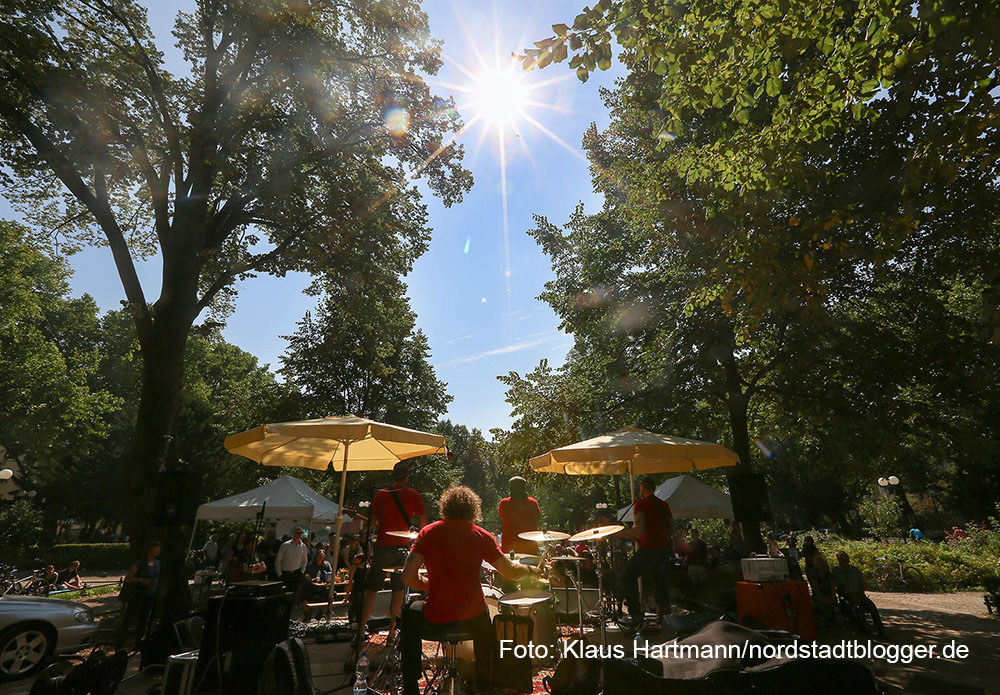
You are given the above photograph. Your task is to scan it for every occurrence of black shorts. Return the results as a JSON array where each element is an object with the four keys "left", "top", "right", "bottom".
[{"left": 366, "top": 545, "right": 408, "bottom": 592}]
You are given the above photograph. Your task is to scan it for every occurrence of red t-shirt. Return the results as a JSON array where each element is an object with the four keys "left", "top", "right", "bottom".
[
  {"left": 372, "top": 485, "right": 425, "bottom": 547},
  {"left": 498, "top": 496, "right": 541, "bottom": 554},
  {"left": 634, "top": 495, "right": 672, "bottom": 550},
  {"left": 413, "top": 519, "right": 502, "bottom": 623}
]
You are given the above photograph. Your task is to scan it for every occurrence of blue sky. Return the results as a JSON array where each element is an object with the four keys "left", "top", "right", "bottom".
[{"left": 0, "top": 0, "right": 622, "bottom": 435}]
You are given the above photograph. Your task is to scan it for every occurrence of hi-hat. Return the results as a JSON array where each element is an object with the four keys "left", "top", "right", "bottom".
[
  {"left": 386, "top": 530, "right": 419, "bottom": 540},
  {"left": 568, "top": 525, "right": 624, "bottom": 542},
  {"left": 519, "top": 530, "right": 570, "bottom": 543}
]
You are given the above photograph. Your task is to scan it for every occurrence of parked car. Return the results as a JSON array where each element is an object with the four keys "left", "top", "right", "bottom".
[{"left": 0, "top": 595, "right": 99, "bottom": 681}]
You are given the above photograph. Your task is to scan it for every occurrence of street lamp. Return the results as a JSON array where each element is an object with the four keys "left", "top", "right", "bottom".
[{"left": 877, "top": 475, "right": 916, "bottom": 529}]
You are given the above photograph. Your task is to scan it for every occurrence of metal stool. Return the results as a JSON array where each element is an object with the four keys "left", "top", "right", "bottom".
[{"left": 424, "top": 622, "right": 475, "bottom": 695}]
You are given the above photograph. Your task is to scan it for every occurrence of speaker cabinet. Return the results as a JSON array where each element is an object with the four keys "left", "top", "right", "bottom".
[{"left": 194, "top": 592, "right": 292, "bottom": 694}]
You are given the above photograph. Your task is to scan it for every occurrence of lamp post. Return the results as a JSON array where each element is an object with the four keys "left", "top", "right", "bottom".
[{"left": 878, "top": 475, "right": 917, "bottom": 530}]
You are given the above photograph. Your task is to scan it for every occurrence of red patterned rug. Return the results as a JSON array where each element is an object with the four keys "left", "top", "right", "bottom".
[{"left": 361, "top": 627, "right": 594, "bottom": 695}]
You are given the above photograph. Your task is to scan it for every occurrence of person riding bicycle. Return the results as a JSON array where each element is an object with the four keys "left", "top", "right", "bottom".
[{"left": 832, "top": 551, "right": 884, "bottom": 636}]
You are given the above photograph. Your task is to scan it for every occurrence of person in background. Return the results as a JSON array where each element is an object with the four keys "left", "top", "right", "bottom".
[
  {"left": 946, "top": 526, "right": 969, "bottom": 542},
  {"left": 225, "top": 532, "right": 249, "bottom": 583},
  {"left": 832, "top": 551, "right": 885, "bottom": 636},
  {"left": 41, "top": 564, "right": 59, "bottom": 593},
  {"left": 116, "top": 541, "right": 161, "bottom": 649},
  {"left": 202, "top": 534, "right": 219, "bottom": 567},
  {"left": 785, "top": 532, "right": 799, "bottom": 561},
  {"left": 766, "top": 537, "right": 784, "bottom": 557},
  {"left": 275, "top": 526, "right": 309, "bottom": 601},
  {"left": 908, "top": 526, "right": 925, "bottom": 543},
  {"left": 685, "top": 528, "right": 709, "bottom": 594},
  {"left": 233, "top": 539, "right": 267, "bottom": 582},
  {"left": 220, "top": 533, "right": 236, "bottom": 573},
  {"left": 257, "top": 529, "right": 280, "bottom": 580},
  {"left": 57, "top": 560, "right": 84, "bottom": 589},
  {"left": 801, "top": 535, "right": 835, "bottom": 620},
  {"left": 301, "top": 548, "right": 333, "bottom": 620},
  {"left": 498, "top": 476, "right": 541, "bottom": 555},
  {"left": 347, "top": 551, "right": 368, "bottom": 628}
]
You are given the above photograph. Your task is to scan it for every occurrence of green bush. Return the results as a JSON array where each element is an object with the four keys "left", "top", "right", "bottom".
[
  {"left": 857, "top": 494, "right": 903, "bottom": 539},
  {"left": 0, "top": 500, "right": 44, "bottom": 556},
  {"left": 814, "top": 536, "right": 1000, "bottom": 592}
]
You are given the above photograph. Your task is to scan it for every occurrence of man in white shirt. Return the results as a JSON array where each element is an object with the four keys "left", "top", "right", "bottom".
[
  {"left": 275, "top": 527, "right": 309, "bottom": 599},
  {"left": 202, "top": 534, "right": 219, "bottom": 565}
]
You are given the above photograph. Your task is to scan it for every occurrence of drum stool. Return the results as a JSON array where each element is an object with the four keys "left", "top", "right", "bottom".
[{"left": 425, "top": 622, "right": 476, "bottom": 695}]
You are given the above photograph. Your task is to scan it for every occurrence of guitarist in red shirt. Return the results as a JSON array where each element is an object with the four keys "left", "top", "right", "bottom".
[
  {"left": 615, "top": 475, "right": 674, "bottom": 628},
  {"left": 358, "top": 462, "right": 426, "bottom": 643}
]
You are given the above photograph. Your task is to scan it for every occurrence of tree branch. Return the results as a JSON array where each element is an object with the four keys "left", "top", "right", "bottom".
[{"left": 0, "top": 102, "right": 154, "bottom": 345}]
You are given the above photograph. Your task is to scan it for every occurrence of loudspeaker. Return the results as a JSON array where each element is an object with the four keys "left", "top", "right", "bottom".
[
  {"left": 194, "top": 592, "right": 292, "bottom": 694},
  {"left": 729, "top": 473, "right": 772, "bottom": 522}
]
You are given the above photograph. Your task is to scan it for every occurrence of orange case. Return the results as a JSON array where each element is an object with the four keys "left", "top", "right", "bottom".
[{"left": 735, "top": 580, "right": 817, "bottom": 640}]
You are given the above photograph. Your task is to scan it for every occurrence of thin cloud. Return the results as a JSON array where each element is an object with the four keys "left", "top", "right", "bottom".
[
  {"left": 445, "top": 333, "right": 475, "bottom": 344},
  {"left": 443, "top": 331, "right": 559, "bottom": 366}
]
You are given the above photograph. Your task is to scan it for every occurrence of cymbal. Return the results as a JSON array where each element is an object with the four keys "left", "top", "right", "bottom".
[
  {"left": 385, "top": 530, "right": 419, "bottom": 540},
  {"left": 568, "top": 525, "right": 624, "bottom": 542},
  {"left": 548, "top": 555, "right": 587, "bottom": 562},
  {"left": 383, "top": 566, "right": 405, "bottom": 573},
  {"left": 518, "top": 530, "right": 570, "bottom": 543}
]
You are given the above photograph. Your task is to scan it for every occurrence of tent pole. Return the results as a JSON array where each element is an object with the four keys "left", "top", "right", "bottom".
[{"left": 327, "top": 439, "right": 350, "bottom": 620}]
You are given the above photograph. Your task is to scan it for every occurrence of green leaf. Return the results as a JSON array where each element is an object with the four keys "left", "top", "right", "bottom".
[
  {"left": 765, "top": 77, "right": 781, "bottom": 97},
  {"left": 577, "top": 66, "right": 590, "bottom": 83},
  {"left": 553, "top": 23, "right": 570, "bottom": 36},
  {"left": 734, "top": 108, "right": 750, "bottom": 124}
]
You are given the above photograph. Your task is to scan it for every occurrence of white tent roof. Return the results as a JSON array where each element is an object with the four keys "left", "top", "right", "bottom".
[
  {"left": 618, "top": 474, "right": 733, "bottom": 521},
  {"left": 196, "top": 475, "right": 350, "bottom": 523}
]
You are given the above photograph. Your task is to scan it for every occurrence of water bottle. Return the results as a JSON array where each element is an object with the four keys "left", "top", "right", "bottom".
[
  {"left": 633, "top": 631, "right": 647, "bottom": 656},
  {"left": 353, "top": 653, "right": 369, "bottom": 695}
]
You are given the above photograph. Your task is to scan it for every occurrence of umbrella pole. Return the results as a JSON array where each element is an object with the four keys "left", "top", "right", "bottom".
[
  {"left": 185, "top": 519, "right": 198, "bottom": 558},
  {"left": 629, "top": 461, "right": 644, "bottom": 618},
  {"left": 327, "top": 440, "right": 350, "bottom": 621}
]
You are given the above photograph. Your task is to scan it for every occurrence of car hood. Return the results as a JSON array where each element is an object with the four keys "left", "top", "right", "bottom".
[{"left": 0, "top": 596, "right": 89, "bottom": 610}]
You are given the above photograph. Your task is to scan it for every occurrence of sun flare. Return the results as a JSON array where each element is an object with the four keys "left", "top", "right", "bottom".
[{"left": 467, "top": 65, "right": 529, "bottom": 129}]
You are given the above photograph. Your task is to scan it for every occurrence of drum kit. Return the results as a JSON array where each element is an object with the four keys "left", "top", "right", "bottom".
[{"left": 490, "top": 525, "right": 623, "bottom": 649}]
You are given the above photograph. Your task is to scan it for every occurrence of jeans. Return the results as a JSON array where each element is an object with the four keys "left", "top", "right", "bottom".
[
  {"left": 401, "top": 600, "right": 494, "bottom": 695},
  {"left": 622, "top": 548, "right": 671, "bottom": 619}
]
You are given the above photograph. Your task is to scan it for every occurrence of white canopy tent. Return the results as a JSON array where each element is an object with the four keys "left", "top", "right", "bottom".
[
  {"left": 617, "top": 474, "right": 733, "bottom": 522},
  {"left": 189, "top": 475, "right": 351, "bottom": 552}
]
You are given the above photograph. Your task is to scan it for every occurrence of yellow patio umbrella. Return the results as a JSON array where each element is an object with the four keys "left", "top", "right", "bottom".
[
  {"left": 225, "top": 415, "right": 447, "bottom": 614},
  {"left": 530, "top": 427, "right": 739, "bottom": 506}
]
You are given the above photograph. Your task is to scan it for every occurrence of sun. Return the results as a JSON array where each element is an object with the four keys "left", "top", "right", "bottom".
[{"left": 467, "top": 65, "right": 529, "bottom": 129}]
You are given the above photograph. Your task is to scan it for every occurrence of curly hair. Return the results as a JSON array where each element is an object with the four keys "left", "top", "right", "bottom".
[{"left": 439, "top": 485, "right": 482, "bottom": 522}]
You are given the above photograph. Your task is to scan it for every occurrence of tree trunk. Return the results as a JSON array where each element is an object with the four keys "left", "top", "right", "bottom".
[
  {"left": 125, "top": 274, "right": 201, "bottom": 625},
  {"left": 719, "top": 337, "right": 765, "bottom": 554}
]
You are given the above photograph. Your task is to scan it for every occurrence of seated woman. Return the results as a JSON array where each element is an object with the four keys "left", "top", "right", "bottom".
[
  {"left": 301, "top": 549, "right": 333, "bottom": 620},
  {"left": 801, "top": 536, "right": 835, "bottom": 621}
]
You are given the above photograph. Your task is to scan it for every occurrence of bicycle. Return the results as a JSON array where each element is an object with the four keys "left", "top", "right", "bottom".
[
  {"left": 874, "top": 557, "right": 927, "bottom": 592},
  {"left": 0, "top": 564, "right": 27, "bottom": 596}
]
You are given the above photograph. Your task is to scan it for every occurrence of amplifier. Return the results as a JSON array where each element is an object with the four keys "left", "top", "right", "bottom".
[
  {"left": 227, "top": 580, "right": 285, "bottom": 597},
  {"left": 194, "top": 593, "right": 292, "bottom": 694},
  {"left": 163, "top": 650, "right": 199, "bottom": 695},
  {"left": 741, "top": 557, "right": 789, "bottom": 582},
  {"left": 735, "top": 580, "right": 816, "bottom": 639}
]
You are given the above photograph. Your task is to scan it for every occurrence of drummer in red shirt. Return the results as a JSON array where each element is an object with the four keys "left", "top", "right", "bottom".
[
  {"left": 401, "top": 485, "right": 535, "bottom": 695},
  {"left": 358, "top": 462, "right": 427, "bottom": 643},
  {"left": 498, "top": 476, "right": 542, "bottom": 555},
  {"left": 615, "top": 475, "right": 674, "bottom": 628}
]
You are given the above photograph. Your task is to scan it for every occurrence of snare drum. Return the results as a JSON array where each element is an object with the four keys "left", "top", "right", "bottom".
[{"left": 498, "top": 589, "right": 558, "bottom": 650}]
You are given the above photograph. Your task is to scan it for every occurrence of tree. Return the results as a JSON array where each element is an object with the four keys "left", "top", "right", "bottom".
[
  {"left": 279, "top": 274, "right": 451, "bottom": 431},
  {"left": 0, "top": 219, "right": 120, "bottom": 537},
  {"left": 0, "top": 0, "right": 472, "bottom": 548},
  {"left": 524, "top": 0, "right": 1000, "bottom": 331}
]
